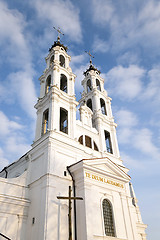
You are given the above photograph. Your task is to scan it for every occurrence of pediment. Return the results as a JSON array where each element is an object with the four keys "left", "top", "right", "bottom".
[{"left": 82, "top": 157, "right": 131, "bottom": 182}]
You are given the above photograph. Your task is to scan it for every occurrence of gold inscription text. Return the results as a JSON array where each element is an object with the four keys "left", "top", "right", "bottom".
[{"left": 85, "top": 172, "right": 124, "bottom": 188}]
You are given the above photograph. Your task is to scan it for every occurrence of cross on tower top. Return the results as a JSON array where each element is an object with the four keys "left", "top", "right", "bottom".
[
  {"left": 85, "top": 50, "right": 94, "bottom": 65},
  {"left": 53, "top": 26, "right": 64, "bottom": 41}
]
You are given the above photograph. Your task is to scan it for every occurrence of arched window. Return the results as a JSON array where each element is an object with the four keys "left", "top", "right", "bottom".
[
  {"left": 78, "top": 135, "right": 83, "bottom": 145},
  {"left": 85, "top": 135, "right": 92, "bottom": 148},
  {"left": 96, "top": 79, "right": 101, "bottom": 91},
  {"left": 102, "top": 199, "right": 115, "bottom": 237},
  {"left": 50, "top": 55, "right": 54, "bottom": 65},
  {"left": 42, "top": 109, "right": 49, "bottom": 135},
  {"left": 59, "top": 55, "right": 65, "bottom": 67},
  {"left": 60, "top": 108, "right": 68, "bottom": 134},
  {"left": 79, "top": 135, "right": 99, "bottom": 151},
  {"left": 87, "top": 79, "right": 92, "bottom": 93},
  {"left": 60, "top": 74, "right": 67, "bottom": 93},
  {"left": 87, "top": 99, "right": 92, "bottom": 111},
  {"left": 104, "top": 131, "right": 113, "bottom": 154},
  {"left": 100, "top": 98, "right": 107, "bottom": 115},
  {"left": 45, "top": 75, "right": 51, "bottom": 94},
  {"left": 94, "top": 141, "right": 98, "bottom": 151}
]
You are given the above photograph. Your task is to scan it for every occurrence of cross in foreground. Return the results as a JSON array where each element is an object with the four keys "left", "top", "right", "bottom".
[{"left": 57, "top": 186, "right": 83, "bottom": 240}]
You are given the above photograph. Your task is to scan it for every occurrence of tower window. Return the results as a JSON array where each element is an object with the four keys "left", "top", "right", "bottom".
[
  {"left": 100, "top": 98, "right": 107, "bottom": 115},
  {"left": 102, "top": 199, "right": 115, "bottom": 237},
  {"left": 79, "top": 135, "right": 99, "bottom": 151},
  {"left": 60, "top": 108, "right": 68, "bottom": 134},
  {"left": 50, "top": 55, "right": 54, "bottom": 65},
  {"left": 94, "top": 141, "right": 98, "bottom": 151},
  {"left": 104, "top": 131, "right": 113, "bottom": 154},
  {"left": 59, "top": 54, "right": 65, "bottom": 67},
  {"left": 45, "top": 75, "right": 51, "bottom": 94},
  {"left": 87, "top": 79, "right": 92, "bottom": 93},
  {"left": 60, "top": 74, "right": 67, "bottom": 93},
  {"left": 42, "top": 109, "right": 49, "bottom": 135},
  {"left": 87, "top": 99, "right": 92, "bottom": 111},
  {"left": 78, "top": 135, "right": 83, "bottom": 145},
  {"left": 96, "top": 79, "right": 101, "bottom": 91},
  {"left": 85, "top": 135, "right": 92, "bottom": 148}
]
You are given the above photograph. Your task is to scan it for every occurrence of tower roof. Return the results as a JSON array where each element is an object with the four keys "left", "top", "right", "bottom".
[
  {"left": 49, "top": 40, "right": 68, "bottom": 52},
  {"left": 83, "top": 64, "right": 101, "bottom": 76}
]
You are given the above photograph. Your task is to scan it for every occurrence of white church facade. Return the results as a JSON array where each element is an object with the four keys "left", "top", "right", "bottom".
[{"left": 0, "top": 38, "right": 147, "bottom": 240}]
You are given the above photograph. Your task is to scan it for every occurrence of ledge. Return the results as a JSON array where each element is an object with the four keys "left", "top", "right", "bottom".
[{"left": 94, "top": 235, "right": 127, "bottom": 240}]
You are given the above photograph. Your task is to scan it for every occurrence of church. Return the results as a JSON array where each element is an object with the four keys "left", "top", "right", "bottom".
[{"left": 0, "top": 36, "right": 147, "bottom": 240}]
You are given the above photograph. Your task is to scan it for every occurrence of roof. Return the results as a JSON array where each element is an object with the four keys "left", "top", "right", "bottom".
[
  {"left": 83, "top": 64, "right": 101, "bottom": 76},
  {"left": 49, "top": 40, "right": 68, "bottom": 52}
]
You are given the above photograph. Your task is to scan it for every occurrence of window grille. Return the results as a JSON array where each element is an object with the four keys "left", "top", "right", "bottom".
[{"left": 102, "top": 199, "right": 115, "bottom": 237}]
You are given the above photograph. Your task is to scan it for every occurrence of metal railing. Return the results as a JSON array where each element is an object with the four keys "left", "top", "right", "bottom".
[{"left": 0, "top": 233, "right": 11, "bottom": 240}]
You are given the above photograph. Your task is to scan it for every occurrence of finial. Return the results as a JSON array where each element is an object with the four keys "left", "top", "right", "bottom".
[
  {"left": 85, "top": 50, "right": 94, "bottom": 65},
  {"left": 53, "top": 26, "right": 64, "bottom": 42}
]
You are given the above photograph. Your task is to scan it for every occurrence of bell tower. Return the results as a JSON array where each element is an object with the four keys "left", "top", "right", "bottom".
[
  {"left": 34, "top": 37, "right": 78, "bottom": 142},
  {"left": 79, "top": 59, "right": 120, "bottom": 159}
]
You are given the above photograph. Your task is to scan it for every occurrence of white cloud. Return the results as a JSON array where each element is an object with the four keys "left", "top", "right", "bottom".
[
  {"left": 74, "top": 64, "right": 87, "bottom": 95},
  {"left": 120, "top": 152, "right": 144, "bottom": 170},
  {"left": 8, "top": 71, "right": 37, "bottom": 119},
  {"left": 70, "top": 53, "right": 86, "bottom": 66},
  {"left": 116, "top": 109, "right": 138, "bottom": 143},
  {"left": 31, "top": 0, "right": 82, "bottom": 43},
  {"left": 0, "top": 148, "right": 9, "bottom": 170},
  {"left": 0, "top": 1, "right": 37, "bottom": 119},
  {"left": 92, "top": 36, "right": 109, "bottom": 53},
  {"left": 116, "top": 108, "right": 160, "bottom": 159},
  {"left": 116, "top": 109, "right": 138, "bottom": 127},
  {"left": 0, "top": 70, "right": 37, "bottom": 119},
  {"left": 5, "top": 137, "right": 31, "bottom": 156},
  {"left": 0, "top": 111, "right": 23, "bottom": 137},
  {"left": 106, "top": 65, "right": 145, "bottom": 100},
  {"left": 0, "top": 1, "right": 31, "bottom": 69},
  {"left": 92, "top": 0, "right": 114, "bottom": 25},
  {"left": 70, "top": 53, "right": 89, "bottom": 96},
  {"left": 117, "top": 52, "right": 140, "bottom": 65},
  {"left": 142, "top": 66, "right": 160, "bottom": 105},
  {"left": 91, "top": 0, "right": 160, "bottom": 54},
  {"left": 117, "top": 128, "right": 133, "bottom": 144},
  {"left": 133, "top": 128, "right": 160, "bottom": 158},
  {"left": 0, "top": 111, "right": 31, "bottom": 167}
]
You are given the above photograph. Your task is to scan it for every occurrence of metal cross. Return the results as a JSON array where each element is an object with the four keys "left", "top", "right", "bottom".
[
  {"left": 85, "top": 50, "right": 94, "bottom": 64},
  {"left": 53, "top": 26, "right": 64, "bottom": 41},
  {"left": 57, "top": 186, "right": 83, "bottom": 240}
]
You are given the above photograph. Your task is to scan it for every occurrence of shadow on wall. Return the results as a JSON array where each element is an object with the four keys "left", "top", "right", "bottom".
[{"left": 0, "top": 171, "right": 30, "bottom": 240}]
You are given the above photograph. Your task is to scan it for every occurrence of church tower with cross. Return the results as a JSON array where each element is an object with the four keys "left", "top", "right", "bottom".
[{"left": 0, "top": 32, "right": 147, "bottom": 240}]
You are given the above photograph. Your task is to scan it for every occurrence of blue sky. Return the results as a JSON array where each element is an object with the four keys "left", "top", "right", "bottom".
[{"left": 0, "top": 0, "right": 160, "bottom": 239}]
